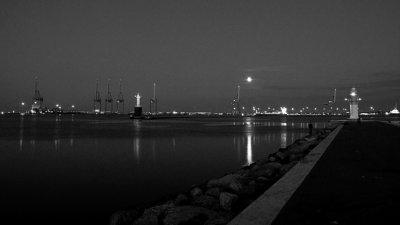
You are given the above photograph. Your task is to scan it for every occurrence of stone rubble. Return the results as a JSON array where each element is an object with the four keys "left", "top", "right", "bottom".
[{"left": 110, "top": 125, "right": 337, "bottom": 225}]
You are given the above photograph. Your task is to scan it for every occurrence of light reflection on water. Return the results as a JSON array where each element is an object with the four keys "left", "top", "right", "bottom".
[
  {"left": 0, "top": 115, "right": 330, "bottom": 224},
  {"left": 281, "top": 126, "right": 287, "bottom": 148},
  {"left": 133, "top": 137, "right": 140, "bottom": 160},
  {"left": 246, "top": 134, "right": 253, "bottom": 165}
]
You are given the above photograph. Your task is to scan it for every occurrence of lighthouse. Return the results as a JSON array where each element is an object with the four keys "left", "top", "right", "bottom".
[
  {"left": 134, "top": 93, "right": 143, "bottom": 117},
  {"left": 345, "top": 87, "right": 362, "bottom": 119}
]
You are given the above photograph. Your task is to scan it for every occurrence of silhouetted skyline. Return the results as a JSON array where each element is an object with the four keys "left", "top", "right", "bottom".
[{"left": 1, "top": 0, "right": 399, "bottom": 112}]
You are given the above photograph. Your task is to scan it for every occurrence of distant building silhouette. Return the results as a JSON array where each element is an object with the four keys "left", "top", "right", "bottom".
[{"left": 232, "top": 85, "right": 240, "bottom": 115}]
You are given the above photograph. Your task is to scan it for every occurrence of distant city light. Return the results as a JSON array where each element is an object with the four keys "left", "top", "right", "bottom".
[
  {"left": 246, "top": 77, "right": 252, "bottom": 82},
  {"left": 280, "top": 107, "right": 288, "bottom": 115},
  {"left": 21, "top": 102, "right": 25, "bottom": 106},
  {"left": 72, "top": 105, "right": 75, "bottom": 108},
  {"left": 1, "top": 112, "right": 3, "bottom": 115}
]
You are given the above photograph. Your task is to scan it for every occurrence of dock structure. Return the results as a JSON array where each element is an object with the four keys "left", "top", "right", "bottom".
[{"left": 229, "top": 121, "right": 400, "bottom": 225}]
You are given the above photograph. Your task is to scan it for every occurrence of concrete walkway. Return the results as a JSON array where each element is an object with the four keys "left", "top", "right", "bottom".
[
  {"left": 271, "top": 122, "right": 400, "bottom": 225},
  {"left": 229, "top": 122, "right": 400, "bottom": 225},
  {"left": 228, "top": 124, "right": 343, "bottom": 225}
]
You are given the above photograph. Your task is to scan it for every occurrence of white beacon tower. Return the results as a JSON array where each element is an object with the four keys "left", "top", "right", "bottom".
[
  {"left": 133, "top": 93, "right": 143, "bottom": 117},
  {"left": 345, "top": 87, "right": 362, "bottom": 119}
]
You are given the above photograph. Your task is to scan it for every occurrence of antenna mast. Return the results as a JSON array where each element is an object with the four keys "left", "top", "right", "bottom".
[
  {"left": 116, "top": 79, "right": 124, "bottom": 114},
  {"left": 150, "top": 82, "right": 158, "bottom": 114},
  {"left": 32, "top": 77, "right": 44, "bottom": 112},
  {"left": 104, "top": 79, "right": 113, "bottom": 113},
  {"left": 93, "top": 79, "right": 102, "bottom": 113}
]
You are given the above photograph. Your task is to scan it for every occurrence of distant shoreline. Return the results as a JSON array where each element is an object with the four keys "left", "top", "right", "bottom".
[{"left": 2, "top": 112, "right": 399, "bottom": 122}]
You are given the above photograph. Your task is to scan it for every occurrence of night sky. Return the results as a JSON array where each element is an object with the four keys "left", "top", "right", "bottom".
[{"left": 1, "top": 0, "right": 399, "bottom": 112}]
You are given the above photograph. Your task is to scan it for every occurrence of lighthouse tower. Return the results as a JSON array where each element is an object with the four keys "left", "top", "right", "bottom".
[
  {"left": 345, "top": 87, "right": 362, "bottom": 119},
  {"left": 134, "top": 93, "right": 143, "bottom": 117}
]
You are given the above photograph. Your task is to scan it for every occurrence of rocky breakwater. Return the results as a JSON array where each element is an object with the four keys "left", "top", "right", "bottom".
[{"left": 110, "top": 125, "right": 338, "bottom": 225}]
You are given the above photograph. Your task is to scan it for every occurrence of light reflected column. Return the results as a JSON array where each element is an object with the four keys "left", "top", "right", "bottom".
[
  {"left": 132, "top": 120, "right": 142, "bottom": 161},
  {"left": 246, "top": 134, "right": 253, "bottom": 165},
  {"left": 172, "top": 138, "right": 176, "bottom": 151},
  {"left": 280, "top": 122, "right": 287, "bottom": 148},
  {"left": 19, "top": 116, "right": 24, "bottom": 151},
  {"left": 133, "top": 137, "right": 140, "bottom": 161},
  {"left": 54, "top": 115, "right": 60, "bottom": 151},
  {"left": 244, "top": 117, "right": 254, "bottom": 165},
  {"left": 54, "top": 139, "right": 60, "bottom": 151}
]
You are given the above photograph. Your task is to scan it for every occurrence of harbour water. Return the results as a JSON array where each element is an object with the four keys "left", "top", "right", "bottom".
[{"left": 0, "top": 115, "right": 330, "bottom": 224}]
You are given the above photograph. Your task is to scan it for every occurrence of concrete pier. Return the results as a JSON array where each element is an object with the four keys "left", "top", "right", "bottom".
[{"left": 229, "top": 121, "right": 400, "bottom": 225}]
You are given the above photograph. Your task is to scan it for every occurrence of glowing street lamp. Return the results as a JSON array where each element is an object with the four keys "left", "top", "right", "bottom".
[
  {"left": 20, "top": 102, "right": 26, "bottom": 114},
  {"left": 233, "top": 76, "right": 253, "bottom": 116}
]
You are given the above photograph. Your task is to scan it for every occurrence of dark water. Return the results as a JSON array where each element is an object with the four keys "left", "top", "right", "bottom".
[{"left": 0, "top": 115, "right": 329, "bottom": 224}]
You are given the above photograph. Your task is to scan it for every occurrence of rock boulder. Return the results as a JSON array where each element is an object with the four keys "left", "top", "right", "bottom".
[
  {"left": 163, "top": 206, "right": 217, "bottom": 225},
  {"left": 219, "top": 192, "right": 238, "bottom": 211}
]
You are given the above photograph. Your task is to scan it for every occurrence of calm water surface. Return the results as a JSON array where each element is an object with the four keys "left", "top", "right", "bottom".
[{"left": 0, "top": 115, "right": 329, "bottom": 224}]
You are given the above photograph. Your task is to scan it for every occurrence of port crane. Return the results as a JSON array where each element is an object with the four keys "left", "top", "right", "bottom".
[{"left": 324, "top": 88, "right": 336, "bottom": 106}]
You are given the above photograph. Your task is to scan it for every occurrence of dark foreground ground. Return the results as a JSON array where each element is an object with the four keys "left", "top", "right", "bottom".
[{"left": 272, "top": 121, "right": 400, "bottom": 225}]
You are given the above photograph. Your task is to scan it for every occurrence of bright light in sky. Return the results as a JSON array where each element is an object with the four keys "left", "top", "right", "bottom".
[{"left": 246, "top": 77, "right": 252, "bottom": 83}]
